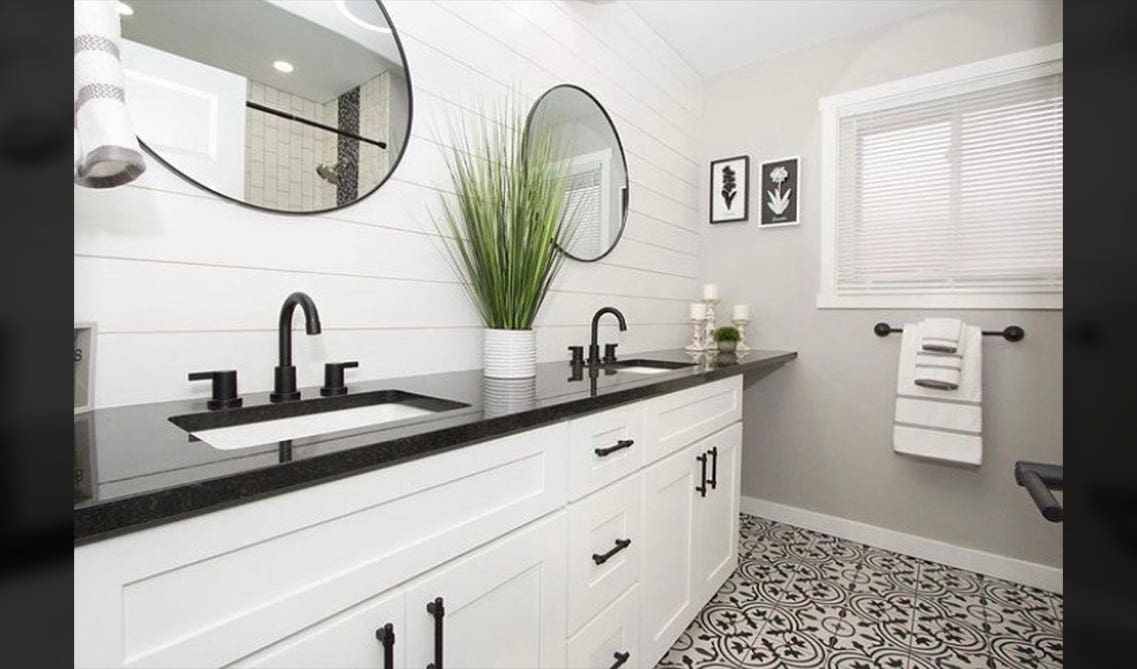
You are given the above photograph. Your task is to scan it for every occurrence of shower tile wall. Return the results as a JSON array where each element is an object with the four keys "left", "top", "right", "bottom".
[{"left": 245, "top": 81, "right": 338, "bottom": 210}]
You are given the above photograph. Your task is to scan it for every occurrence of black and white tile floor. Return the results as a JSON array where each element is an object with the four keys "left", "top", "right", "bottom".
[{"left": 657, "top": 514, "right": 1062, "bottom": 669}]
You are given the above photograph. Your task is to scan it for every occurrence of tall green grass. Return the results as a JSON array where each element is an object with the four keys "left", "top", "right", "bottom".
[{"left": 432, "top": 96, "right": 578, "bottom": 330}]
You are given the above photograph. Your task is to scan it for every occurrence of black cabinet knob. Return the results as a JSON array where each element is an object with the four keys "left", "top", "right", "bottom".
[
  {"left": 188, "top": 370, "right": 242, "bottom": 410},
  {"left": 603, "top": 343, "right": 619, "bottom": 364},
  {"left": 568, "top": 345, "right": 585, "bottom": 366},
  {"left": 320, "top": 361, "right": 359, "bottom": 396}
]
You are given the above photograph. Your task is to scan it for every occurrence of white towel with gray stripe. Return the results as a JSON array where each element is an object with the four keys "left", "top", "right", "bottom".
[
  {"left": 894, "top": 321, "right": 983, "bottom": 465},
  {"left": 74, "top": 0, "right": 145, "bottom": 188},
  {"left": 920, "top": 317, "right": 962, "bottom": 353}
]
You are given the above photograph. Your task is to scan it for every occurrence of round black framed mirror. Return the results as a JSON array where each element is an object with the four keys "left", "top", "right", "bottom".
[
  {"left": 119, "top": 0, "right": 412, "bottom": 215},
  {"left": 525, "top": 84, "right": 629, "bottom": 262}
]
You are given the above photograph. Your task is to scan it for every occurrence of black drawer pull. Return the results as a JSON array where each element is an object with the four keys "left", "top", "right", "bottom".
[
  {"left": 610, "top": 651, "right": 631, "bottom": 669},
  {"left": 426, "top": 597, "right": 445, "bottom": 669},
  {"left": 595, "top": 439, "right": 634, "bottom": 457},
  {"left": 592, "top": 538, "right": 632, "bottom": 565},
  {"left": 709, "top": 446, "right": 718, "bottom": 490},
  {"left": 374, "top": 622, "right": 395, "bottom": 669},
  {"left": 696, "top": 452, "right": 708, "bottom": 497}
]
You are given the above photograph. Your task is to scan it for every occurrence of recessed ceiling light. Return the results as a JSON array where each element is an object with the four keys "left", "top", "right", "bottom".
[
  {"left": 117, "top": 2, "right": 134, "bottom": 16},
  {"left": 335, "top": 0, "right": 392, "bottom": 34},
  {"left": 273, "top": 60, "right": 294, "bottom": 74}
]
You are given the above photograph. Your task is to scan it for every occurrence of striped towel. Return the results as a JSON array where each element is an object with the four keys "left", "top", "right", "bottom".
[
  {"left": 920, "top": 317, "right": 962, "bottom": 353},
  {"left": 74, "top": 0, "right": 145, "bottom": 188},
  {"left": 894, "top": 321, "right": 983, "bottom": 466},
  {"left": 914, "top": 349, "right": 963, "bottom": 390}
]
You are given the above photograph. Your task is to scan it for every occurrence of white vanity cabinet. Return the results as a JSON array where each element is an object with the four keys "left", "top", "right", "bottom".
[{"left": 75, "top": 375, "right": 745, "bottom": 669}]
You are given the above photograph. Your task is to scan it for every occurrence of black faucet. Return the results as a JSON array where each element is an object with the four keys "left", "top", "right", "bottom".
[
  {"left": 588, "top": 306, "right": 627, "bottom": 365},
  {"left": 270, "top": 292, "right": 322, "bottom": 402}
]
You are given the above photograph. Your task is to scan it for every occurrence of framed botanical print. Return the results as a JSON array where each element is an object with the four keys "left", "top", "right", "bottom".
[
  {"left": 709, "top": 155, "right": 749, "bottom": 223},
  {"left": 759, "top": 156, "right": 800, "bottom": 227}
]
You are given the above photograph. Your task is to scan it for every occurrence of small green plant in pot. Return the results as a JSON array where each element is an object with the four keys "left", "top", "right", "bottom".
[
  {"left": 432, "top": 95, "right": 579, "bottom": 379},
  {"left": 713, "top": 326, "right": 741, "bottom": 353}
]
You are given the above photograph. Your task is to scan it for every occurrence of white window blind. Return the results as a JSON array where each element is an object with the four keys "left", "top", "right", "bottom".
[{"left": 820, "top": 47, "right": 1063, "bottom": 309}]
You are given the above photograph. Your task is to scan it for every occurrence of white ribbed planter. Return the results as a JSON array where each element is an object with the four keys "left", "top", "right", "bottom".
[{"left": 483, "top": 328, "right": 536, "bottom": 379}]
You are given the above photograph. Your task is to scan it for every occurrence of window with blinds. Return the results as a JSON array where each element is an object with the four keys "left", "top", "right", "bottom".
[{"left": 819, "top": 46, "right": 1062, "bottom": 309}]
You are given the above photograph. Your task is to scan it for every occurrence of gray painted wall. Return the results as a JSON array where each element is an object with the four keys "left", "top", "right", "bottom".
[{"left": 698, "top": 0, "right": 1063, "bottom": 568}]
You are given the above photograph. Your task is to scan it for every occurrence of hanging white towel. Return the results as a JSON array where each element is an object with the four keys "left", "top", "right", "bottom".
[
  {"left": 74, "top": 0, "right": 145, "bottom": 188},
  {"left": 914, "top": 350, "right": 963, "bottom": 390},
  {"left": 920, "top": 317, "right": 962, "bottom": 353},
  {"left": 894, "top": 321, "right": 983, "bottom": 465}
]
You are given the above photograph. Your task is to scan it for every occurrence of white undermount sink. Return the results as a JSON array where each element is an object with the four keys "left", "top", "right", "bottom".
[
  {"left": 170, "top": 389, "right": 468, "bottom": 451},
  {"left": 616, "top": 366, "right": 676, "bottom": 375},
  {"left": 604, "top": 359, "right": 695, "bottom": 375}
]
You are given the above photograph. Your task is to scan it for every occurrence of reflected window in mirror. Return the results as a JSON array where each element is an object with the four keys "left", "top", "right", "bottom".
[
  {"left": 119, "top": 0, "right": 412, "bottom": 214},
  {"left": 526, "top": 85, "right": 629, "bottom": 262}
]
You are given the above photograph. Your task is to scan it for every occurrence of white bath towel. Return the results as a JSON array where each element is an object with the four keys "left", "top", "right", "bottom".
[
  {"left": 921, "top": 317, "right": 962, "bottom": 353},
  {"left": 74, "top": 0, "right": 145, "bottom": 188},
  {"left": 914, "top": 350, "right": 963, "bottom": 390},
  {"left": 894, "top": 321, "right": 983, "bottom": 465}
]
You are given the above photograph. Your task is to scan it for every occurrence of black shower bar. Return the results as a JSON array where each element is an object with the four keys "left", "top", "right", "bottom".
[
  {"left": 873, "top": 322, "right": 1024, "bottom": 342},
  {"left": 246, "top": 101, "right": 387, "bottom": 149}
]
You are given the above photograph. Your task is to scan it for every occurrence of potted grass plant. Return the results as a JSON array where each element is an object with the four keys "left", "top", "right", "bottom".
[{"left": 433, "top": 97, "right": 578, "bottom": 378}]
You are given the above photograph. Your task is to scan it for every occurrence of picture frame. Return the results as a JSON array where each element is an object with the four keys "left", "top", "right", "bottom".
[
  {"left": 709, "top": 155, "right": 750, "bottom": 223},
  {"left": 759, "top": 156, "right": 800, "bottom": 228},
  {"left": 75, "top": 322, "right": 97, "bottom": 414}
]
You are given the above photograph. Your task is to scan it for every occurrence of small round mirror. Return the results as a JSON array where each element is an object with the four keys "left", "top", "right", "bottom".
[
  {"left": 526, "top": 85, "right": 629, "bottom": 262},
  {"left": 119, "top": 0, "right": 411, "bottom": 214}
]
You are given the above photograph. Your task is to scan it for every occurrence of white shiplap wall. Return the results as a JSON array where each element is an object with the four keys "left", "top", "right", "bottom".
[{"left": 74, "top": 0, "right": 705, "bottom": 408}]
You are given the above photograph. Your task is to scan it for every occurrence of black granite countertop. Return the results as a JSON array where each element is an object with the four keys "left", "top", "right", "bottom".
[{"left": 74, "top": 348, "right": 796, "bottom": 544}]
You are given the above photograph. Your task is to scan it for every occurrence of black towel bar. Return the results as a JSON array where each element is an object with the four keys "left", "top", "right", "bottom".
[
  {"left": 1014, "top": 461, "right": 1063, "bottom": 522},
  {"left": 873, "top": 322, "right": 1024, "bottom": 342}
]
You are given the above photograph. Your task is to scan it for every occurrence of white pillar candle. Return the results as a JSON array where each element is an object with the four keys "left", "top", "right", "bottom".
[
  {"left": 702, "top": 283, "right": 719, "bottom": 301},
  {"left": 733, "top": 304, "right": 750, "bottom": 321},
  {"left": 690, "top": 302, "right": 707, "bottom": 320}
]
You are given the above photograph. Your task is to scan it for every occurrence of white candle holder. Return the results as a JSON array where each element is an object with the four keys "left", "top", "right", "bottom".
[
  {"left": 733, "top": 317, "right": 751, "bottom": 353},
  {"left": 685, "top": 317, "right": 705, "bottom": 352},
  {"left": 702, "top": 298, "right": 720, "bottom": 351}
]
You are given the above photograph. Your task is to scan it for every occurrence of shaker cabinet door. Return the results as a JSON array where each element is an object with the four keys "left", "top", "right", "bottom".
[
  {"left": 404, "top": 512, "right": 568, "bottom": 669},
  {"left": 693, "top": 423, "right": 742, "bottom": 605}
]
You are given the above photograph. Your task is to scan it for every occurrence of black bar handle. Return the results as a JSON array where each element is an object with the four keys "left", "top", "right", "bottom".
[
  {"left": 610, "top": 651, "right": 631, "bottom": 669},
  {"left": 375, "top": 623, "right": 395, "bottom": 669},
  {"left": 595, "top": 439, "right": 634, "bottom": 457},
  {"left": 696, "top": 453, "right": 708, "bottom": 497},
  {"left": 708, "top": 447, "right": 718, "bottom": 490},
  {"left": 426, "top": 597, "right": 445, "bottom": 669},
  {"left": 874, "top": 321, "right": 1024, "bottom": 342},
  {"left": 1014, "top": 461, "right": 1063, "bottom": 522},
  {"left": 592, "top": 538, "right": 632, "bottom": 565}
]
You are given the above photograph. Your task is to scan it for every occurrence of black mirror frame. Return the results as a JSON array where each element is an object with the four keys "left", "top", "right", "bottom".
[
  {"left": 524, "top": 83, "right": 629, "bottom": 263},
  {"left": 134, "top": 0, "right": 413, "bottom": 217}
]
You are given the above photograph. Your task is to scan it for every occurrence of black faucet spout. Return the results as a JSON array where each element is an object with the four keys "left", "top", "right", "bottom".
[
  {"left": 272, "top": 292, "right": 322, "bottom": 402},
  {"left": 588, "top": 307, "right": 627, "bottom": 365}
]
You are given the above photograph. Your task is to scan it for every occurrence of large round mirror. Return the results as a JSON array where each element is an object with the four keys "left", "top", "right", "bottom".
[
  {"left": 119, "top": 0, "right": 411, "bottom": 214},
  {"left": 526, "top": 85, "right": 628, "bottom": 262}
]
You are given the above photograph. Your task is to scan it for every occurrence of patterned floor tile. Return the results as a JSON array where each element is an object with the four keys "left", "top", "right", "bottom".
[{"left": 655, "top": 514, "right": 1062, "bottom": 669}]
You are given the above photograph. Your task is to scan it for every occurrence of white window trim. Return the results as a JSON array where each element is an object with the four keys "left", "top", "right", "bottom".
[{"left": 817, "top": 43, "right": 1063, "bottom": 310}]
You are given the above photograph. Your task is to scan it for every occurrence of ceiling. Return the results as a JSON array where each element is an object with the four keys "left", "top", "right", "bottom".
[
  {"left": 121, "top": 0, "right": 404, "bottom": 103},
  {"left": 627, "top": 0, "right": 951, "bottom": 78}
]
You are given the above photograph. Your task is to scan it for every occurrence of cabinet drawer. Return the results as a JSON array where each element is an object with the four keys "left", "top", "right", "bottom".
[
  {"left": 75, "top": 423, "right": 568, "bottom": 668},
  {"left": 567, "top": 403, "right": 644, "bottom": 501},
  {"left": 229, "top": 588, "right": 404, "bottom": 668},
  {"left": 566, "top": 473, "right": 641, "bottom": 635},
  {"left": 643, "top": 376, "right": 741, "bottom": 464},
  {"left": 566, "top": 584, "right": 640, "bottom": 669}
]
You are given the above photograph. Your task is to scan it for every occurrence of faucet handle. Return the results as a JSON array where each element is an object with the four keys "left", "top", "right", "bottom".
[
  {"left": 568, "top": 346, "right": 584, "bottom": 366},
  {"left": 321, "top": 361, "right": 359, "bottom": 396},
  {"left": 188, "top": 370, "right": 242, "bottom": 410},
  {"left": 603, "top": 343, "right": 619, "bottom": 364}
]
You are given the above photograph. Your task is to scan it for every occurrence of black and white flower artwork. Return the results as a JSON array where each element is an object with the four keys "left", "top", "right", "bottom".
[
  {"left": 710, "top": 155, "right": 750, "bottom": 223},
  {"left": 759, "top": 156, "right": 800, "bottom": 227}
]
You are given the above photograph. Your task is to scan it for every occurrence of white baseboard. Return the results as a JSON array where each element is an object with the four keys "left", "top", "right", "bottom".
[{"left": 740, "top": 496, "right": 1062, "bottom": 594}]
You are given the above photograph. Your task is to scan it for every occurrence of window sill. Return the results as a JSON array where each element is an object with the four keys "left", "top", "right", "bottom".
[{"left": 816, "top": 292, "right": 1062, "bottom": 310}]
